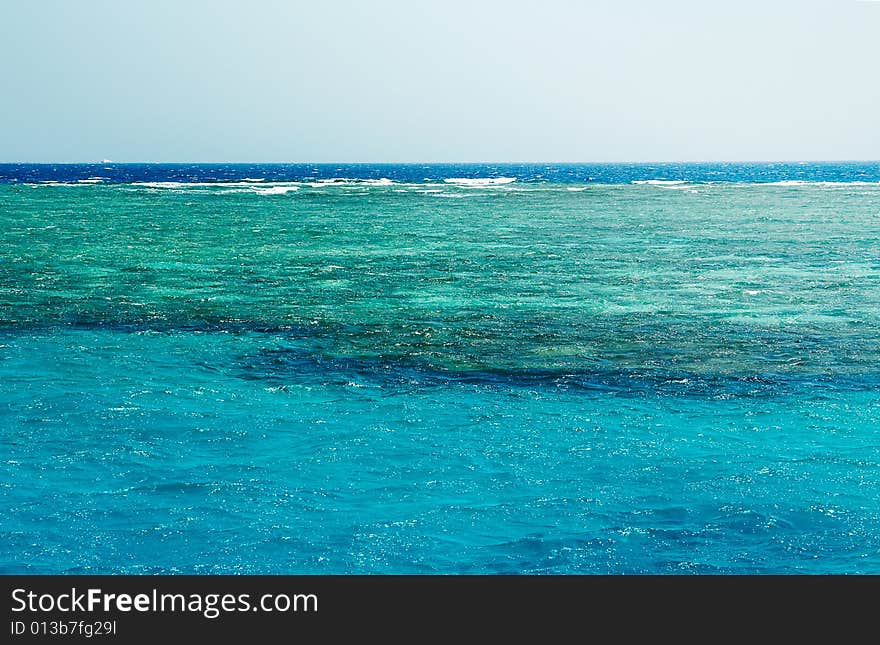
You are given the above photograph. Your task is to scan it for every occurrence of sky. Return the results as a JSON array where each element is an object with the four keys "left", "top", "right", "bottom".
[{"left": 1, "top": 0, "right": 878, "bottom": 162}]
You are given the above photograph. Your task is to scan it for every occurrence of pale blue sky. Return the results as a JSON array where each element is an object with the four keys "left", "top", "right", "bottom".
[{"left": 1, "top": 0, "right": 878, "bottom": 162}]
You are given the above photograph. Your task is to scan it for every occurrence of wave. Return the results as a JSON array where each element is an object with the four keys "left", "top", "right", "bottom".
[
  {"left": 131, "top": 181, "right": 300, "bottom": 191},
  {"left": 132, "top": 181, "right": 239, "bottom": 189},
  {"left": 631, "top": 180, "right": 689, "bottom": 186},
  {"left": 19, "top": 177, "right": 880, "bottom": 192},
  {"left": 131, "top": 179, "right": 391, "bottom": 189},
  {"left": 759, "top": 180, "right": 880, "bottom": 187},
  {"left": 251, "top": 185, "right": 299, "bottom": 195},
  {"left": 442, "top": 177, "right": 516, "bottom": 186},
  {"left": 630, "top": 179, "right": 695, "bottom": 191},
  {"left": 628, "top": 179, "right": 880, "bottom": 190},
  {"left": 304, "top": 178, "right": 394, "bottom": 187},
  {"left": 25, "top": 178, "right": 395, "bottom": 192},
  {"left": 33, "top": 181, "right": 94, "bottom": 187}
]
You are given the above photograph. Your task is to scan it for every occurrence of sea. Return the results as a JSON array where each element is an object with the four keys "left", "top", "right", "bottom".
[{"left": 2, "top": 162, "right": 879, "bottom": 574}]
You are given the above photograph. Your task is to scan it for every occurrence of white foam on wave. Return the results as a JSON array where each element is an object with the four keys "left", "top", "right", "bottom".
[
  {"left": 133, "top": 181, "right": 218, "bottom": 189},
  {"left": 632, "top": 180, "right": 689, "bottom": 186},
  {"left": 132, "top": 181, "right": 301, "bottom": 191},
  {"left": 33, "top": 180, "right": 93, "bottom": 187},
  {"left": 631, "top": 179, "right": 695, "bottom": 190},
  {"left": 252, "top": 185, "right": 299, "bottom": 195},
  {"left": 31, "top": 177, "right": 109, "bottom": 186},
  {"left": 566, "top": 186, "right": 588, "bottom": 192},
  {"left": 760, "top": 180, "right": 880, "bottom": 187},
  {"left": 305, "top": 179, "right": 346, "bottom": 187},
  {"left": 442, "top": 177, "right": 516, "bottom": 186},
  {"left": 305, "top": 177, "right": 394, "bottom": 188}
]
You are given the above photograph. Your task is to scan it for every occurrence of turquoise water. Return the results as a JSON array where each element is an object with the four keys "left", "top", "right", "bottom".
[{"left": 2, "top": 166, "right": 880, "bottom": 573}]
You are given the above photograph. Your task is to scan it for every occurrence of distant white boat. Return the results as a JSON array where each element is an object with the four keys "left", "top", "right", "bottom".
[{"left": 101, "top": 158, "right": 113, "bottom": 164}]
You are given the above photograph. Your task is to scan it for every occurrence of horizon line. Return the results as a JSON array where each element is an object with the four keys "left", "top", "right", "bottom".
[{"left": 1, "top": 159, "right": 879, "bottom": 165}]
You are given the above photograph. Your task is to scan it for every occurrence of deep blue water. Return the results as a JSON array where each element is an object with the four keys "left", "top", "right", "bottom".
[{"left": 2, "top": 161, "right": 879, "bottom": 184}]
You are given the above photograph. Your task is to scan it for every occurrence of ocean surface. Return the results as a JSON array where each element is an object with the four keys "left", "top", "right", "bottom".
[{"left": 2, "top": 162, "right": 880, "bottom": 574}]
